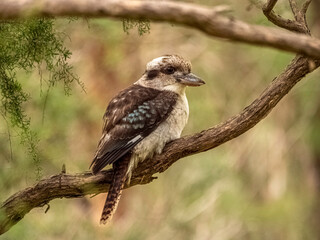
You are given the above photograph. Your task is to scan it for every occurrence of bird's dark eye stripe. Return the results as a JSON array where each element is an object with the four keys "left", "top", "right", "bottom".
[{"left": 146, "top": 70, "right": 159, "bottom": 80}]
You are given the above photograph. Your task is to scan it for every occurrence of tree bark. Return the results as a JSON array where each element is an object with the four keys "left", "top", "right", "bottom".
[
  {"left": 0, "top": 0, "right": 319, "bottom": 236},
  {"left": 0, "top": 0, "right": 320, "bottom": 59}
]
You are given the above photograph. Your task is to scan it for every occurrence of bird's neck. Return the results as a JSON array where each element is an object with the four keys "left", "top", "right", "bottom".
[{"left": 163, "top": 83, "right": 187, "bottom": 96}]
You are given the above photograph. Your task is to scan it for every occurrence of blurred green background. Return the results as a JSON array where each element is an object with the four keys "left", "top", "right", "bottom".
[{"left": 1, "top": 0, "right": 320, "bottom": 239}]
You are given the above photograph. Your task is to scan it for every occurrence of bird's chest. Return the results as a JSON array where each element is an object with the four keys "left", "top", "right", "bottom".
[
  {"left": 151, "top": 94, "right": 189, "bottom": 148},
  {"left": 128, "top": 94, "right": 189, "bottom": 172}
]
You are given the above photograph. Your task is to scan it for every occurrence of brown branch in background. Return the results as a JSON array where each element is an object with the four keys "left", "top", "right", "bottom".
[
  {"left": 0, "top": 0, "right": 319, "bottom": 235},
  {"left": 0, "top": 0, "right": 319, "bottom": 58},
  {"left": 288, "top": 0, "right": 311, "bottom": 34},
  {"left": 264, "top": 0, "right": 278, "bottom": 11},
  {"left": 262, "top": 0, "right": 304, "bottom": 33},
  {"left": 289, "top": 0, "right": 301, "bottom": 21},
  {"left": 263, "top": 0, "right": 311, "bottom": 34},
  {"left": 302, "top": 0, "right": 312, "bottom": 15},
  {"left": 301, "top": 0, "right": 312, "bottom": 34},
  {"left": 289, "top": 0, "right": 312, "bottom": 23}
]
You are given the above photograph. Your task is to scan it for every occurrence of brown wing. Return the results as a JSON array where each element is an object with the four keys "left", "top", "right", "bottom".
[
  {"left": 102, "top": 85, "right": 160, "bottom": 132},
  {"left": 90, "top": 85, "right": 178, "bottom": 174}
]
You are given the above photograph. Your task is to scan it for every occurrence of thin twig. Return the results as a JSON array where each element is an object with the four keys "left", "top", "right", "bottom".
[
  {"left": 263, "top": 0, "right": 310, "bottom": 34},
  {"left": 0, "top": 0, "right": 319, "bottom": 235},
  {"left": 302, "top": 0, "right": 312, "bottom": 15},
  {"left": 263, "top": 0, "right": 278, "bottom": 12},
  {"left": 288, "top": 0, "right": 312, "bottom": 35},
  {"left": 289, "top": 0, "right": 300, "bottom": 21},
  {"left": 300, "top": 0, "right": 313, "bottom": 35}
]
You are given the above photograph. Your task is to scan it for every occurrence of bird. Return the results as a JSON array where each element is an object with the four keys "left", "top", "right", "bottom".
[{"left": 90, "top": 54, "right": 205, "bottom": 224}]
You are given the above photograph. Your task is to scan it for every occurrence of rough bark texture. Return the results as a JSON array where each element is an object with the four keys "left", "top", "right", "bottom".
[
  {"left": 0, "top": 0, "right": 320, "bottom": 59},
  {"left": 0, "top": 0, "right": 319, "bottom": 236}
]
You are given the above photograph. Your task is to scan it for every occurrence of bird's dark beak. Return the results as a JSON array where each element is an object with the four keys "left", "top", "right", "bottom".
[{"left": 176, "top": 73, "right": 205, "bottom": 87}]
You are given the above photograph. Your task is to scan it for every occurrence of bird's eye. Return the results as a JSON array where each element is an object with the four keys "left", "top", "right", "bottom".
[{"left": 164, "top": 66, "right": 176, "bottom": 75}]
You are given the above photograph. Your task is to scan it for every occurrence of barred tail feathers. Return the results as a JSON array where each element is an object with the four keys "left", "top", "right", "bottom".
[{"left": 100, "top": 155, "right": 130, "bottom": 224}]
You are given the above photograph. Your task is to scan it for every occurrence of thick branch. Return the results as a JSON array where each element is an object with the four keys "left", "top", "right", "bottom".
[
  {"left": 0, "top": 0, "right": 320, "bottom": 58},
  {"left": 1, "top": 55, "right": 319, "bottom": 234},
  {"left": 0, "top": 0, "right": 319, "bottom": 235}
]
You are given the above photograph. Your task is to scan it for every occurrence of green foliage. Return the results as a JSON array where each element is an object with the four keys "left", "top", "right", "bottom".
[
  {"left": 1, "top": 1, "right": 320, "bottom": 238},
  {"left": 122, "top": 19, "right": 150, "bottom": 35},
  {"left": 0, "top": 19, "right": 81, "bottom": 179}
]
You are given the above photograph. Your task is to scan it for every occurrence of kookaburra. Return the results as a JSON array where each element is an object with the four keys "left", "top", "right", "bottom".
[{"left": 90, "top": 55, "right": 204, "bottom": 224}]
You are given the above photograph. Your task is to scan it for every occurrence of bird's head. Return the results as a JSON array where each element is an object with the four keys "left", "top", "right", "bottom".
[{"left": 136, "top": 55, "right": 205, "bottom": 94}]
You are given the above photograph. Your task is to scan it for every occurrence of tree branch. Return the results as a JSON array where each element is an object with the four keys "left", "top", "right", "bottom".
[
  {"left": 263, "top": 0, "right": 310, "bottom": 34},
  {"left": 1, "top": 0, "right": 319, "bottom": 235},
  {"left": 0, "top": 0, "right": 320, "bottom": 58},
  {"left": 263, "top": 0, "right": 304, "bottom": 33},
  {"left": 1, "top": 55, "right": 319, "bottom": 235},
  {"left": 289, "top": 0, "right": 301, "bottom": 21}
]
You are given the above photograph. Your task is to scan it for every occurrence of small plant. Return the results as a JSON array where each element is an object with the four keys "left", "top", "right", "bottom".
[{"left": 0, "top": 18, "right": 82, "bottom": 179}]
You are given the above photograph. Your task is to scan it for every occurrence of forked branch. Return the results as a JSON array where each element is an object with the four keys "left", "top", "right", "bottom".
[
  {"left": 0, "top": 0, "right": 319, "bottom": 236},
  {"left": 263, "top": 0, "right": 311, "bottom": 34}
]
